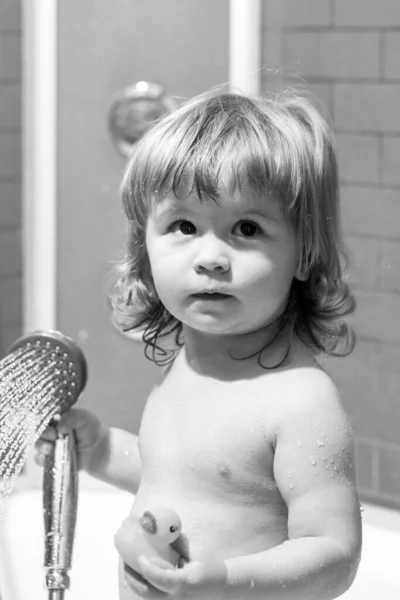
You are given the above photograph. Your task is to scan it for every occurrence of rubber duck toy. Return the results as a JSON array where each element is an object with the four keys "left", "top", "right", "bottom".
[{"left": 114, "top": 506, "right": 182, "bottom": 578}]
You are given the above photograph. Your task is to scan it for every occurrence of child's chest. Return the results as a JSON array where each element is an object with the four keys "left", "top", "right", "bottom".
[{"left": 138, "top": 371, "right": 280, "bottom": 498}]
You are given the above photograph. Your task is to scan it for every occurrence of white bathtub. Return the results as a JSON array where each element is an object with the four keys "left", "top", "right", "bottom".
[
  {"left": 0, "top": 472, "right": 132, "bottom": 599},
  {"left": 1, "top": 472, "right": 400, "bottom": 600}
]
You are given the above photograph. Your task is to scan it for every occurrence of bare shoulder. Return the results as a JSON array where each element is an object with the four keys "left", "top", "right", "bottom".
[
  {"left": 278, "top": 360, "right": 344, "bottom": 401},
  {"left": 274, "top": 364, "right": 352, "bottom": 439},
  {"left": 259, "top": 337, "right": 351, "bottom": 440}
]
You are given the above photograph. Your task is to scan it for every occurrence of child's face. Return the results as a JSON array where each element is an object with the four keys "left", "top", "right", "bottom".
[{"left": 145, "top": 188, "right": 299, "bottom": 337}]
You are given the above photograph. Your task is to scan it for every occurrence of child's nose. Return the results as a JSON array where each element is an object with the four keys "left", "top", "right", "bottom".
[{"left": 193, "top": 237, "right": 231, "bottom": 274}]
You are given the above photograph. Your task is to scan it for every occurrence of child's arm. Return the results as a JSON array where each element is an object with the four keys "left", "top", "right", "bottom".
[
  {"left": 222, "top": 368, "right": 362, "bottom": 599},
  {"left": 86, "top": 424, "right": 141, "bottom": 494},
  {"left": 35, "top": 408, "right": 141, "bottom": 494},
  {"left": 135, "top": 369, "right": 362, "bottom": 600}
]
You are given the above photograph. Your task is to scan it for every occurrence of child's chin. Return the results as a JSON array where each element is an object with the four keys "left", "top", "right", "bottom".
[{"left": 189, "top": 323, "right": 234, "bottom": 336}]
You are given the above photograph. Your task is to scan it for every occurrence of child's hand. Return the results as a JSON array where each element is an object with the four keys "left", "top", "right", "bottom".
[
  {"left": 34, "top": 408, "right": 107, "bottom": 472},
  {"left": 128, "top": 555, "right": 228, "bottom": 599}
]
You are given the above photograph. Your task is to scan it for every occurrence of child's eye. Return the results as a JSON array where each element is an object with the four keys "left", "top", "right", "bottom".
[
  {"left": 234, "top": 220, "right": 262, "bottom": 238},
  {"left": 169, "top": 220, "right": 196, "bottom": 235}
]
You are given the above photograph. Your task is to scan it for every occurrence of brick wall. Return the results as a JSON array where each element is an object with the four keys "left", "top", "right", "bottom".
[
  {"left": 263, "top": 0, "right": 400, "bottom": 508},
  {"left": 0, "top": 0, "right": 22, "bottom": 355}
]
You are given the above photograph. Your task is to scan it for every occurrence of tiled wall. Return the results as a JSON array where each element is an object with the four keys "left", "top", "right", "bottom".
[
  {"left": 262, "top": 0, "right": 400, "bottom": 509},
  {"left": 0, "top": 0, "right": 22, "bottom": 356}
]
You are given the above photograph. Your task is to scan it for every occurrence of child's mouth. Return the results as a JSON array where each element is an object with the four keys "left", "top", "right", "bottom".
[{"left": 191, "top": 292, "right": 231, "bottom": 301}]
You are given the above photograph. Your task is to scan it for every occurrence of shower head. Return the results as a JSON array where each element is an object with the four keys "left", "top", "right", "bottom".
[
  {"left": 7, "top": 329, "right": 87, "bottom": 416},
  {"left": 3, "top": 330, "right": 87, "bottom": 599}
]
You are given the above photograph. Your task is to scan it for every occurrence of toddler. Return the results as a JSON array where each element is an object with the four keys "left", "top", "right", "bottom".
[{"left": 37, "top": 90, "right": 362, "bottom": 600}]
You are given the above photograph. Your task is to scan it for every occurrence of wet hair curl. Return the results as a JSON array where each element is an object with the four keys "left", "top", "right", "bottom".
[{"left": 110, "top": 88, "right": 356, "bottom": 367}]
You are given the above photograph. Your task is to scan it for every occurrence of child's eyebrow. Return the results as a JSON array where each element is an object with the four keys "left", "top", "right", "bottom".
[
  {"left": 153, "top": 204, "right": 187, "bottom": 222},
  {"left": 153, "top": 203, "right": 282, "bottom": 224},
  {"left": 236, "top": 208, "right": 281, "bottom": 223}
]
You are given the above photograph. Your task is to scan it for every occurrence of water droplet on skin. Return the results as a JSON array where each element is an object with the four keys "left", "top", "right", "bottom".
[
  {"left": 288, "top": 471, "right": 292, "bottom": 478},
  {"left": 316, "top": 440, "right": 325, "bottom": 447},
  {"left": 249, "top": 579, "right": 255, "bottom": 588},
  {"left": 309, "top": 457, "right": 317, "bottom": 465},
  {"left": 218, "top": 463, "right": 230, "bottom": 478},
  {"left": 297, "top": 440, "right": 302, "bottom": 447},
  {"left": 288, "top": 483, "right": 295, "bottom": 489}
]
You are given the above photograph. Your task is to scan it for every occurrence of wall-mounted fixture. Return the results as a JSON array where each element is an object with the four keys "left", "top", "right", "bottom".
[{"left": 108, "top": 81, "right": 177, "bottom": 158}]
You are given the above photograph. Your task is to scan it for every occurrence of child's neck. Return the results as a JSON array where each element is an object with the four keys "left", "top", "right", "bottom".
[{"left": 181, "top": 322, "right": 289, "bottom": 379}]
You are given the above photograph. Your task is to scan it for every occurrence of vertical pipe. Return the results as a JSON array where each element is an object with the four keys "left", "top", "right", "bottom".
[
  {"left": 22, "top": 0, "right": 57, "bottom": 333},
  {"left": 229, "top": 0, "right": 262, "bottom": 95}
]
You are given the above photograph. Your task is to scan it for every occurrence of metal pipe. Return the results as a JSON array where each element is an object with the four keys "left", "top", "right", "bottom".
[
  {"left": 22, "top": 0, "right": 58, "bottom": 333},
  {"left": 229, "top": 0, "right": 262, "bottom": 95}
]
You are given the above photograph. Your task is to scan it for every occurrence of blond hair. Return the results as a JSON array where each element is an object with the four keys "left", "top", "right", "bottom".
[{"left": 111, "top": 89, "right": 355, "bottom": 366}]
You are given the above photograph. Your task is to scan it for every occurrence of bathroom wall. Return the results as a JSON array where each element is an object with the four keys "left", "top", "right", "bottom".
[
  {"left": 1, "top": 0, "right": 399, "bottom": 509},
  {"left": 0, "top": 0, "right": 22, "bottom": 356},
  {"left": 262, "top": 0, "right": 400, "bottom": 509}
]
